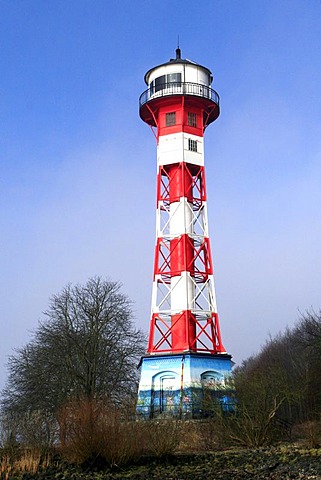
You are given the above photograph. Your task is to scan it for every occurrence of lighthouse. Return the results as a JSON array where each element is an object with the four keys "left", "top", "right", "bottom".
[{"left": 136, "top": 49, "right": 233, "bottom": 418}]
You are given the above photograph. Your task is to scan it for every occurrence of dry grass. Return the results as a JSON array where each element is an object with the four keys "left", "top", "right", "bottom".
[
  {"left": 0, "top": 454, "right": 13, "bottom": 480},
  {"left": 0, "top": 448, "right": 53, "bottom": 478}
]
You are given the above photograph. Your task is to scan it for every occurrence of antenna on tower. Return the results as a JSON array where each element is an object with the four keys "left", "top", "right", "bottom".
[{"left": 176, "top": 36, "right": 181, "bottom": 59}]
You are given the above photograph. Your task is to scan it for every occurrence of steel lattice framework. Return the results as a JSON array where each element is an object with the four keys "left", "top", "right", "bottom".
[{"left": 148, "top": 161, "right": 226, "bottom": 354}]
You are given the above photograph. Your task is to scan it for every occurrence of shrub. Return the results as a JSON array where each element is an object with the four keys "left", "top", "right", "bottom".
[
  {"left": 295, "top": 420, "right": 321, "bottom": 448},
  {"left": 57, "top": 396, "right": 146, "bottom": 467},
  {"left": 143, "top": 419, "right": 181, "bottom": 457}
]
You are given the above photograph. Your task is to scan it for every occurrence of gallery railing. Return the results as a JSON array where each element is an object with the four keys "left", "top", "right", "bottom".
[{"left": 139, "top": 82, "right": 220, "bottom": 108}]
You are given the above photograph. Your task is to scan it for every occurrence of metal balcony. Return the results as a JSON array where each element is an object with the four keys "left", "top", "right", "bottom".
[{"left": 139, "top": 82, "right": 220, "bottom": 108}]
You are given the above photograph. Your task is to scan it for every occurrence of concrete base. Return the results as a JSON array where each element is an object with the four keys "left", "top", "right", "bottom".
[{"left": 136, "top": 353, "right": 234, "bottom": 419}]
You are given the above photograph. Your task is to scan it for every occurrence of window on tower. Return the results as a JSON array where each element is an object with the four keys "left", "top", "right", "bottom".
[
  {"left": 155, "top": 75, "right": 166, "bottom": 93},
  {"left": 188, "top": 112, "right": 197, "bottom": 127},
  {"left": 150, "top": 73, "right": 182, "bottom": 94},
  {"left": 166, "top": 112, "right": 176, "bottom": 126},
  {"left": 167, "top": 73, "right": 181, "bottom": 85},
  {"left": 188, "top": 139, "right": 197, "bottom": 152}
]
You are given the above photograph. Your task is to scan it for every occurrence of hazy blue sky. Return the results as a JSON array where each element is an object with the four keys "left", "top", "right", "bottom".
[{"left": 1, "top": 0, "right": 321, "bottom": 390}]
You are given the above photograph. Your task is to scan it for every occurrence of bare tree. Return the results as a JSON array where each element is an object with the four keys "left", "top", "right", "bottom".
[
  {"left": 2, "top": 277, "right": 146, "bottom": 418},
  {"left": 294, "top": 310, "right": 321, "bottom": 417}
]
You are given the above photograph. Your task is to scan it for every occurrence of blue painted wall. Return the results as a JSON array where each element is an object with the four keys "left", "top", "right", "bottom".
[{"left": 136, "top": 353, "right": 234, "bottom": 418}]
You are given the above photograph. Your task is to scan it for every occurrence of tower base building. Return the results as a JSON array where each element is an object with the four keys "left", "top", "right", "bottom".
[
  {"left": 136, "top": 50, "right": 234, "bottom": 418},
  {"left": 137, "top": 353, "right": 233, "bottom": 419}
]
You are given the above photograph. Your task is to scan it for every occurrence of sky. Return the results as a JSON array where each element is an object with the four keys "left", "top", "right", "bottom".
[{"left": 0, "top": 0, "right": 321, "bottom": 391}]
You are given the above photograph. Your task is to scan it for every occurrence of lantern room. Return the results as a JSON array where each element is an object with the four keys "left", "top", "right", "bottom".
[{"left": 139, "top": 48, "right": 220, "bottom": 129}]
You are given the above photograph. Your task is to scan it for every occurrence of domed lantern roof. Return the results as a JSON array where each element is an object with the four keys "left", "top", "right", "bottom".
[{"left": 144, "top": 48, "right": 213, "bottom": 86}]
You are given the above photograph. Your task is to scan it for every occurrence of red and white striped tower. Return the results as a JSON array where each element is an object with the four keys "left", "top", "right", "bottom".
[{"left": 137, "top": 49, "right": 233, "bottom": 418}]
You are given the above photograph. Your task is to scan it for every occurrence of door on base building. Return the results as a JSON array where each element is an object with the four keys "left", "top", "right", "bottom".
[
  {"left": 201, "top": 370, "right": 225, "bottom": 414},
  {"left": 152, "top": 371, "right": 179, "bottom": 416},
  {"left": 160, "top": 375, "right": 176, "bottom": 413}
]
